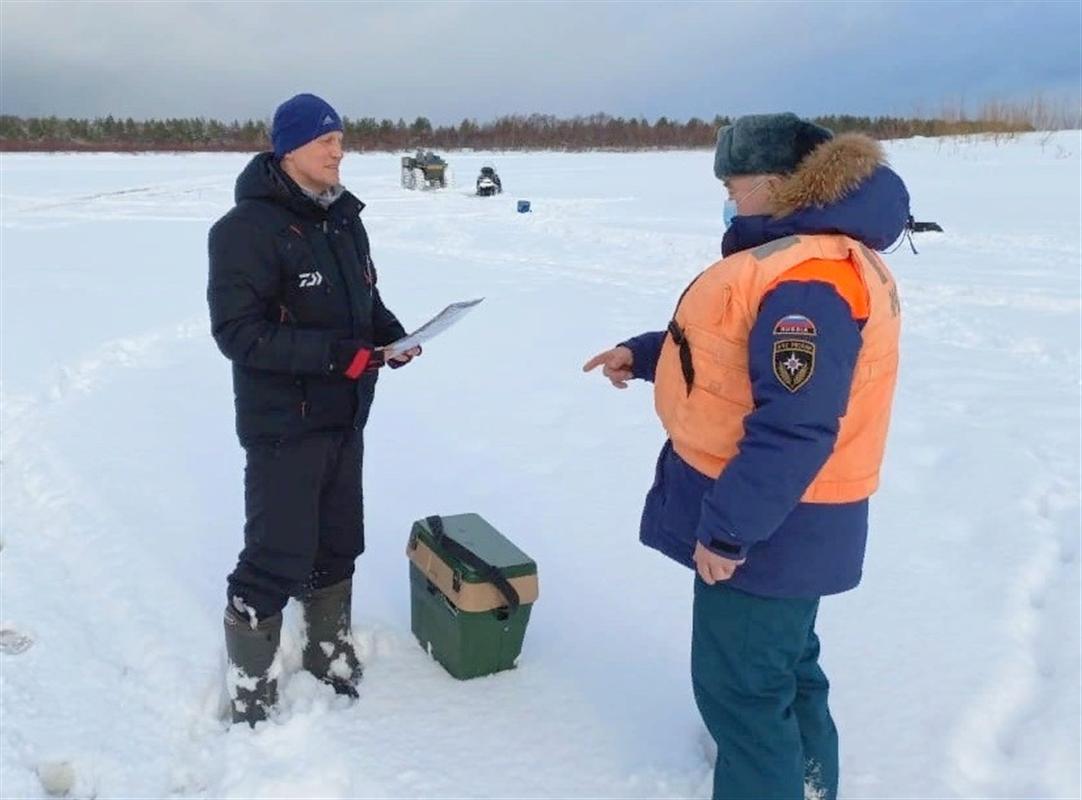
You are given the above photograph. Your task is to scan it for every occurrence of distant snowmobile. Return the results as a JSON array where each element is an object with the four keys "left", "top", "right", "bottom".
[{"left": 476, "top": 165, "right": 503, "bottom": 197}]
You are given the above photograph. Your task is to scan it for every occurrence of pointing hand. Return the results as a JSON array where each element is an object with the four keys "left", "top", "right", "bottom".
[{"left": 583, "top": 346, "right": 634, "bottom": 389}]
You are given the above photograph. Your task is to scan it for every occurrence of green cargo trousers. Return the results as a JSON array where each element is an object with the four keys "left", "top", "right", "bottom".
[{"left": 692, "top": 578, "right": 839, "bottom": 800}]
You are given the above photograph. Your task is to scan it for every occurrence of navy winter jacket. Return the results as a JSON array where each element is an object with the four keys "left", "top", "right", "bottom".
[
  {"left": 208, "top": 154, "right": 406, "bottom": 447},
  {"left": 625, "top": 165, "right": 908, "bottom": 598}
]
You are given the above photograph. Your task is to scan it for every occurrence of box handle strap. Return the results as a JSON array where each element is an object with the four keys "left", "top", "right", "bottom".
[{"left": 426, "top": 515, "right": 521, "bottom": 614}]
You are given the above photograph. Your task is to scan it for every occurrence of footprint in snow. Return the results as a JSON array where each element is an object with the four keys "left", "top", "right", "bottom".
[{"left": 0, "top": 627, "right": 34, "bottom": 655}]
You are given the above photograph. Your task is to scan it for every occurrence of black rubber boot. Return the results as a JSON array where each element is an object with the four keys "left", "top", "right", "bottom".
[
  {"left": 223, "top": 605, "right": 282, "bottom": 726},
  {"left": 300, "top": 578, "right": 363, "bottom": 698}
]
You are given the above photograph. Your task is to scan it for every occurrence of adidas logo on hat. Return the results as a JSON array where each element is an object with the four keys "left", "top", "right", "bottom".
[{"left": 322, "top": 114, "right": 335, "bottom": 126}]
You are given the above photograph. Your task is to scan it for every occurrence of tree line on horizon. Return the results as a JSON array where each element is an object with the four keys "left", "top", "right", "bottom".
[{"left": 0, "top": 107, "right": 1068, "bottom": 153}]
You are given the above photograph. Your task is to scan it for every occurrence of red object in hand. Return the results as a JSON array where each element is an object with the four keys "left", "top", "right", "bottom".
[{"left": 343, "top": 347, "right": 373, "bottom": 379}]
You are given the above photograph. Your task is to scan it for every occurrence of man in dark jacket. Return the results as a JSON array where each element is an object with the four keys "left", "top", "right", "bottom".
[{"left": 207, "top": 93, "right": 419, "bottom": 726}]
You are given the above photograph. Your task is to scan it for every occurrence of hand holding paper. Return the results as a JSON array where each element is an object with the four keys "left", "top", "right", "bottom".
[{"left": 386, "top": 345, "right": 421, "bottom": 368}]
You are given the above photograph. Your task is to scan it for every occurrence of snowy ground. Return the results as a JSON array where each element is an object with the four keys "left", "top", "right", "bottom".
[{"left": 1, "top": 133, "right": 1079, "bottom": 799}]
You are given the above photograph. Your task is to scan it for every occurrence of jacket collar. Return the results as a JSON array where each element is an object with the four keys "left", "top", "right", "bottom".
[
  {"left": 235, "top": 152, "right": 365, "bottom": 223},
  {"left": 722, "top": 163, "right": 910, "bottom": 256}
]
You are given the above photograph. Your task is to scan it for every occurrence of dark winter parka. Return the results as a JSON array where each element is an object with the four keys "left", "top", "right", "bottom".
[
  {"left": 208, "top": 153, "right": 406, "bottom": 446},
  {"left": 623, "top": 136, "right": 910, "bottom": 599}
]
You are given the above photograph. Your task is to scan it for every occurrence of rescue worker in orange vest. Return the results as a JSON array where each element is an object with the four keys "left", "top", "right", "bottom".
[{"left": 584, "top": 113, "right": 908, "bottom": 800}]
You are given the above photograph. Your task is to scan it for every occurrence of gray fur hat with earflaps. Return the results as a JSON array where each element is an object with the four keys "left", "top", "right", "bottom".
[{"left": 714, "top": 112, "right": 834, "bottom": 179}]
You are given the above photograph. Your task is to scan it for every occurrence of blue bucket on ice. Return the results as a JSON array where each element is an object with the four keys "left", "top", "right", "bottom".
[{"left": 517, "top": 200, "right": 531, "bottom": 213}]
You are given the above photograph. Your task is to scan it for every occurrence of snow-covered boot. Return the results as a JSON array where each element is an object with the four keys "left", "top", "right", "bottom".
[
  {"left": 223, "top": 604, "right": 281, "bottom": 726},
  {"left": 300, "top": 578, "right": 362, "bottom": 698}
]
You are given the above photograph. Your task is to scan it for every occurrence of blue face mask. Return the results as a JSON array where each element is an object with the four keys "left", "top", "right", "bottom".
[
  {"left": 723, "top": 199, "right": 738, "bottom": 229},
  {"left": 723, "top": 177, "right": 771, "bottom": 229}
]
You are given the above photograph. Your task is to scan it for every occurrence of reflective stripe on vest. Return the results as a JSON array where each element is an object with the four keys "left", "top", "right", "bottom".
[{"left": 654, "top": 234, "right": 901, "bottom": 504}]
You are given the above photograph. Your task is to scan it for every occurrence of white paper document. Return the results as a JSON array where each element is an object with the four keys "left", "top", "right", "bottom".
[{"left": 383, "top": 298, "right": 484, "bottom": 355}]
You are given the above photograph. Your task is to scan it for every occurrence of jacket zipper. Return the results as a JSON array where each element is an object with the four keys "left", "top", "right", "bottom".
[{"left": 298, "top": 377, "right": 309, "bottom": 418}]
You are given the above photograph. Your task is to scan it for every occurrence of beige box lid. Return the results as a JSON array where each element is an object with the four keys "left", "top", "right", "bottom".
[{"left": 407, "top": 537, "right": 539, "bottom": 613}]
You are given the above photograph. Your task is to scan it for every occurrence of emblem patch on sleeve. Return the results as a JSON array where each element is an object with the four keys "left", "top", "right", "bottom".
[
  {"left": 773, "top": 314, "right": 817, "bottom": 336},
  {"left": 773, "top": 340, "right": 815, "bottom": 392}
]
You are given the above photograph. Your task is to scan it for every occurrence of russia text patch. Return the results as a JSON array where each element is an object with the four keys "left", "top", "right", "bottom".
[
  {"left": 773, "top": 314, "right": 817, "bottom": 336},
  {"left": 773, "top": 340, "right": 815, "bottom": 392}
]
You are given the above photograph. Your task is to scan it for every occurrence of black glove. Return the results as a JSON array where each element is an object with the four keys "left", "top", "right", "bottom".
[{"left": 387, "top": 345, "right": 422, "bottom": 369}]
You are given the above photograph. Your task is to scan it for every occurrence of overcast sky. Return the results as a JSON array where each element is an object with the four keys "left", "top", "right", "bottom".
[{"left": 2, "top": 1, "right": 1079, "bottom": 123}]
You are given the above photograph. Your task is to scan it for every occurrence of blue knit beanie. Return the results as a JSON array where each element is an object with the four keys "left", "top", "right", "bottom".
[
  {"left": 714, "top": 112, "right": 833, "bottom": 179},
  {"left": 271, "top": 94, "right": 343, "bottom": 157}
]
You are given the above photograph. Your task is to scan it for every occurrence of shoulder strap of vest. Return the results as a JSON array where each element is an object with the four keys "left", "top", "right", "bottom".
[
  {"left": 763, "top": 257, "right": 870, "bottom": 321},
  {"left": 854, "top": 241, "right": 902, "bottom": 319}
]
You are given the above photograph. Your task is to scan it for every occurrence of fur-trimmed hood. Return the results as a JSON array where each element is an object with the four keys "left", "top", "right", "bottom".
[
  {"left": 722, "top": 134, "right": 910, "bottom": 255},
  {"left": 769, "top": 133, "right": 886, "bottom": 217}
]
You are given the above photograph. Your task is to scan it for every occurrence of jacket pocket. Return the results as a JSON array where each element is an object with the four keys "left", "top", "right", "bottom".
[{"left": 683, "top": 322, "right": 751, "bottom": 404}]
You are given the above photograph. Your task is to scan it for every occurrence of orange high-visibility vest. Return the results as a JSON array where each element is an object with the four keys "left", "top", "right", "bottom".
[{"left": 655, "top": 234, "right": 901, "bottom": 503}]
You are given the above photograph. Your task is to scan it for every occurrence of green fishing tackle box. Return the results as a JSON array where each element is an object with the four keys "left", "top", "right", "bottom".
[{"left": 407, "top": 513, "right": 539, "bottom": 680}]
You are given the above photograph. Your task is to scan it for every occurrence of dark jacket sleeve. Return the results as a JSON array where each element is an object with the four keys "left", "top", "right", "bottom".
[
  {"left": 371, "top": 286, "right": 407, "bottom": 347},
  {"left": 620, "top": 330, "right": 666, "bottom": 382},
  {"left": 694, "top": 281, "right": 863, "bottom": 558},
  {"left": 356, "top": 220, "right": 407, "bottom": 347},
  {"left": 207, "top": 217, "right": 339, "bottom": 375}
]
